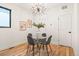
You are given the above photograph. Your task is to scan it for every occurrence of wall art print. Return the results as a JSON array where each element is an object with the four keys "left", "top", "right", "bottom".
[{"left": 19, "top": 20, "right": 32, "bottom": 31}]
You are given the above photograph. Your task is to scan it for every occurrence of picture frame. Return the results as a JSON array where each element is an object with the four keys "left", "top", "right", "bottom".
[
  {"left": 19, "top": 21, "right": 27, "bottom": 31},
  {"left": 19, "top": 19, "right": 32, "bottom": 31}
]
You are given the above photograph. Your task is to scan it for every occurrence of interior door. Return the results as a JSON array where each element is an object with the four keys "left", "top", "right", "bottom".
[{"left": 58, "top": 13, "right": 72, "bottom": 47}]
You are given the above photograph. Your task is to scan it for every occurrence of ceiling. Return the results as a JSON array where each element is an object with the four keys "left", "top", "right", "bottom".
[
  {"left": 14, "top": 3, "right": 73, "bottom": 11},
  {"left": 15, "top": 3, "right": 61, "bottom": 9}
]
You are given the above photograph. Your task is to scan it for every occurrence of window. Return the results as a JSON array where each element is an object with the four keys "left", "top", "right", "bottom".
[{"left": 0, "top": 6, "right": 11, "bottom": 28}]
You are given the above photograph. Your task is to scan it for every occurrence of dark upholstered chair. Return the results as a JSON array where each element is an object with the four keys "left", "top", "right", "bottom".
[
  {"left": 42, "top": 35, "right": 52, "bottom": 56},
  {"left": 27, "top": 33, "right": 37, "bottom": 56},
  {"left": 41, "top": 33, "right": 47, "bottom": 49}
]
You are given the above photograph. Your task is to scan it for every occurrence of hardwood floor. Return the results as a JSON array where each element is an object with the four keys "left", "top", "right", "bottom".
[{"left": 0, "top": 43, "right": 74, "bottom": 56}]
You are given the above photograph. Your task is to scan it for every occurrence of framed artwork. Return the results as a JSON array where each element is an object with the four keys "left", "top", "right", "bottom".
[
  {"left": 19, "top": 20, "right": 32, "bottom": 31},
  {"left": 27, "top": 19, "right": 32, "bottom": 28},
  {"left": 19, "top": 21, "right": 27, "bottom": 31}
]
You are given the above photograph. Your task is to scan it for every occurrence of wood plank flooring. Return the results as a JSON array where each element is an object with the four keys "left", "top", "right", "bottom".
[{"left": 0, "top": 43, "right": 74, "bottom": 56}]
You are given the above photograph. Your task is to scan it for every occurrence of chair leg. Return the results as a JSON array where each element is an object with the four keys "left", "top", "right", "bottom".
[
  {"left": 26, "top": 44, "right": 29, "bottom": 55},
  {"left": 32, "top": 45, "right": 34, "bottom": 56},
  {"left": 28, "top": 45, "right": 32, "bottom": 55},
  {"left": 46, "top": 45, "right": 49, "bottom": 56},
  {"left": 43, "top": 44, "right": 44, "bottom": 50},
  {"left": 49, "top": 44, "right": 53, "bottom": 55},
  {"left": 39, "top": 44, "right": 41, "bottom": 56}
]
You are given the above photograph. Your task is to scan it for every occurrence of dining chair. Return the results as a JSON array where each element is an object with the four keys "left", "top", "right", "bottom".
[
  {"left": 39, "top": 33, "right": 47, "bottom": 50},
  {"left": 41, "top": 33, "right": 47, "bottom": 49},
  {"left": 42, "top": 35, "right": 52, "bottom": 56},
  {"left": 27, "top": 33, "right": 37, "bottom": 56}
]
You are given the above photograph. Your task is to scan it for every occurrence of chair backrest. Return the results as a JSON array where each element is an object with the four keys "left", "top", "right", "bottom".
[
  {"left": 42, "top": 33, "right": 46, "bottom": 37},
  {"left": 27, "top": 33, "right": 35, "bottom": 45},
  {"left": 46, "top": 35, "right": 52, "bottom": 44}
]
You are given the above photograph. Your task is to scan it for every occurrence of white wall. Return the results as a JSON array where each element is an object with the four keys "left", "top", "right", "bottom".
[{"left": 0, "top": 3, "right": 32, "bottom": 50}]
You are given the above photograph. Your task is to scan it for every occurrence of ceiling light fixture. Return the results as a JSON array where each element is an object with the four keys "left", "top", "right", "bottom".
[{"left": 32, "top": 3, "right": 46, "bottom": 15}]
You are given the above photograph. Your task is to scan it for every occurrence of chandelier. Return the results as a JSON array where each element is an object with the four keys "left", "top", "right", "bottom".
[{"left": 32, "top": 3, "right": 46, "bottom": 15}]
